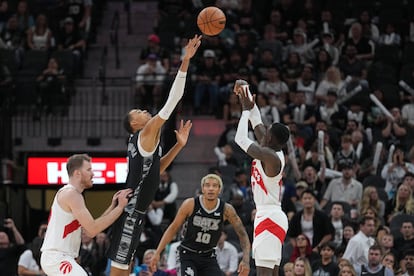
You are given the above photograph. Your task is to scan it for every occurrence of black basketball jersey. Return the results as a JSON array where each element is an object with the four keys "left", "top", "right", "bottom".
[
  {"left": 125, "top": 131, "right": 161, "bottom": 212},
  {"left": 181, "top": 196, "right": 225, "bottom": 252},
  {"left": 66, "top": 0, "right": 85, "bottom": 24},
  {"left": 361, "top": 265, "right": 386, "bottom": 276}
]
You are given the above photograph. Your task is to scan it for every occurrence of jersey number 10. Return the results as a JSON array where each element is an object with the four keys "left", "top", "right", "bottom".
[{"left": 196, "top": 232, "right": 211, "bottom": 244}]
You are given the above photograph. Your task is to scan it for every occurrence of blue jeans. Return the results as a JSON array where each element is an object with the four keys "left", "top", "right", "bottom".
[{"left": 194, "top": 83, "right": 219, "bottom": 111}]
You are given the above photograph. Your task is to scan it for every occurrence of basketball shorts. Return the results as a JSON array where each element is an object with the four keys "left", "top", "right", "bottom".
[
  {"left": 252, "top": 207, "right": 288, "bottom": 268},
  {"left": 179, "top": 246, "right": 222, "bottom": 276},
  {"left": 107, "top": 210, "right": 146, "bottom": 267},
  {"left": 41, "top": 251, "right": 88, "bottom": 276}
]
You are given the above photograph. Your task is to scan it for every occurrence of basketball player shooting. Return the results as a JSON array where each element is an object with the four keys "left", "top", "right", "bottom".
[{"left": 234, "top": 81, "right": 290, "bottom": 276}]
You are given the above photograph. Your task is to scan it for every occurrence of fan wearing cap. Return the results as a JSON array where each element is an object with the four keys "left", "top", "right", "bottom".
[
  {"left": 193, "top": 49, "right": 222, "bottom": 115},
  {"left": 234, "top": 81, "right": 290, "bottom": 275},
  {"left": 56, "top": 17, "right": 86, "bottom": 74},
  {"left": 284, "top": 28, "right": 316, "bottom": 63},
  {"left": 63, "top": 0, "right": 92, "bottom": 32},
  {"left": 140, "top": 34, "right": 170, "bottom": 72},
  {"left": 290, "top": 181, "right": 309, "bottom": 213},
  {"left": 135, "top": 53, "right": 167, "bottom": 111},
  {"left": 320, "top": 160, "right": 363, "bottom": 210},
  {"left": 320, "top": 31, "right": 339, "bottom": 65}
]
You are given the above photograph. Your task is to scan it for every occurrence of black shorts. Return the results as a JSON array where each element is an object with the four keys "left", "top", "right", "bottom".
[
  {"left": 106, "top": 210, "right": 145, "bottom": 265},
  {"left": 179, "top": 246, "right": 223, "bottom": 276}
]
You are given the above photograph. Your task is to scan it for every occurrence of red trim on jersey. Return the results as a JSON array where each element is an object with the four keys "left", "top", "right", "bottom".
[
  {"left": 251, "top": 161, "right": 268, "bottom": 194},
  {"left": 254, "top": 218, "right": 286, "bottom": 243},
  {"left": 62, "top": 219, "right": 81, "bottom": 238}
]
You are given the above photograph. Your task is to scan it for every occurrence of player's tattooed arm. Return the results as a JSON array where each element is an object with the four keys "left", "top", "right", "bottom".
[{"left": 224, "top": 203, "right": 251, "bottom": 266}]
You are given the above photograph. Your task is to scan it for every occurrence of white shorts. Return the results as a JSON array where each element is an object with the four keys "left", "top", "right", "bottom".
[
  {"left": 41, "top": 251, "right": 87, "bottom": 276},
  {"left": 252, "top": 207, "right": 288, "bottom": 268}
]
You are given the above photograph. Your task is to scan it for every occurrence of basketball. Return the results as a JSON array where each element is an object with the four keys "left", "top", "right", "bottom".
[{"left": 197, "top": 7, "right": 226, "bottom": 36}]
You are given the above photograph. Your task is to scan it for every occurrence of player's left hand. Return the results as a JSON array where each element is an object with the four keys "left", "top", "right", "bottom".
[
  {"left": 237, "top": 261, "right": 250, "bottom": 276},
  {"left": 175, "top": 120, "right": 192, "bottom": 147},
  {"left": 238, "top": 85, "right": 255, "bottom": 111}
]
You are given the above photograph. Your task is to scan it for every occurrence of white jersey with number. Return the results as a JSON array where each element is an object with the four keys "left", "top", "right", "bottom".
[
  {"left": 41, "top": 184, "right": 82, "bottom": 258},
  {"left": 251, "top": 150, "right": 285, "bottom": 207},
  {"left": 251, "top": 150, "right": 288, "bottom": 268}
]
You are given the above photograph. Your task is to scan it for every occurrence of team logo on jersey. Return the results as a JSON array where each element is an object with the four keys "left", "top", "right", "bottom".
[
  {"left": 59, "top": 260, "right": 73, "bottom": 274},
  {"left": 184, "top": 267, "right": 194, "bottom": 276},
  {"left": 193, "top": 215, "right": 220, "bottom": 232},
  {"left": 127, "top": 142, "right": 138, "bottom": 158}
]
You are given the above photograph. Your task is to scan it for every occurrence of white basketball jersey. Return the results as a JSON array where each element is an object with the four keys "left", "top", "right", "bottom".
[
  {"left": 41, "top": 185, "right": 82, "bottom": 258},
  {"left": 251, "top": 150, "right": 285, "bottom": 207}
]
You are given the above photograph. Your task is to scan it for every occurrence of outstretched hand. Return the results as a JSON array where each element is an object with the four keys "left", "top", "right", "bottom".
[
  {"left": 175, "top": 119, "right": 192, "bottom": 147},
  {"left": 183, "top": 35, "right": 202, "bottom": 60},
  {"left": 238, "top": 85, "right": 255, "bottom": 111}
]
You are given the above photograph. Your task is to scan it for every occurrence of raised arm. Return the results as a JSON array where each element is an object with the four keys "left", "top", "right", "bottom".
[
  {"left": 149, "top": 198, "right": 194, "bottom": 272},
  {"left": 160, "top": 120, "right": 192, "bottom": 173},
  {"left": 139, "top": 35, "right": 202, "bottom": 153},
  {"left": 233, "top": 80, "right": 266, "bottom": 141},
  {"left": 224, "top": 203, "right": 250, "bottom": 276},
  {"left": 3, "top": 218, "right": 25, "bottom": 245},
  {"left": 234, "top": 87, "right": 282, "bottom": 177}
]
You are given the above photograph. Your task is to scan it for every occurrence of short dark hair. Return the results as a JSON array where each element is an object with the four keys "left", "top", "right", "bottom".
[
  {"left": 403, "top": 172, "right": 414, "bottom": 180},
  {"left": 401, "top": 220, "right": 414, "bottom": 227},
  {"left": 301, "top": 189, "right": 317, "bottom": 199},
  {"left": 270, "top": 123, "right": 290, "bottom": 145},
  {"left": 331, "top": 201, "right": 344, "bottom": 210},
  {"left": 123, "top": 112, "right": 133, "bottom": 134},
  {"left": 66, "top": 154, "right": 91, "bottom": 177},
  {"left": 320, "top": 241, "right": 336, "bottom": 251},
  {"left": 369, "top": 244, "right": 383, "bottom": 254},
  {"left": 359, "top": 216, "right": 375, "bottom": 226}
]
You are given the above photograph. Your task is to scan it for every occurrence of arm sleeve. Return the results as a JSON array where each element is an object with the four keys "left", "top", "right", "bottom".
[
  {"left": 249, "top": 104, "right": 263, "bottom": 129},
  {"left": 158, "top": 71, "right": 187, "bottom": 120},
  {"left": 235, "top": 111, "right": 254, "bottom": 152},
  {"left": 243, "top": 84, "right": 263, "bottom": 128}
]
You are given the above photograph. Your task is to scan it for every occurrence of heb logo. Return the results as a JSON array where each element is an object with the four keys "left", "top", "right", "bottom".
[{"left": 27, "top": 157, "right": 128, "bottom": 185}]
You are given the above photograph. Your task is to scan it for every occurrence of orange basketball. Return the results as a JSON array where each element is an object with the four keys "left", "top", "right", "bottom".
[{"left": 197, "top": 7, "right": 226, "bottom": 36}]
